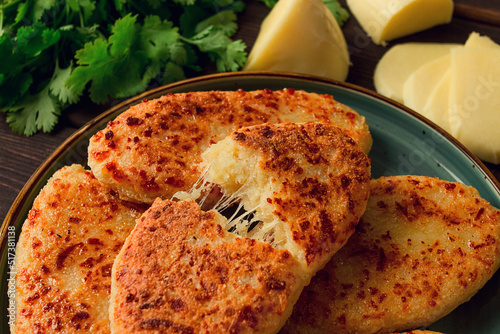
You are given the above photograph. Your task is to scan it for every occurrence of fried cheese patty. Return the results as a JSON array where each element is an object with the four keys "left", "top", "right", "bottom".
[
  {"left": 110, "top": 123, "right": 371, "bottom": 333},
  {"left": 282, "top": 175, "right": 500, "bottom": 334},
  {"left": 110, "top": 199, "right": 306, "bottom": 334},
  {"left": 10, "top": 165, "right": 146, "bottom": 333},
  {"left": 200, "top": 122, "right": 372, "bottom": 275},
  {"left": 88, "top": 89, "right": 372, "bottom": 204}
]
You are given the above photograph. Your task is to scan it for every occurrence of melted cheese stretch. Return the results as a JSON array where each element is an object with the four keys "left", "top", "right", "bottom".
[{"left": 172, "top": 166, "right": 287, "bottom": 249}]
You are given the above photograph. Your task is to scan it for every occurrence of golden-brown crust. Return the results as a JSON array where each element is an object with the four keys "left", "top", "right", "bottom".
[
  {"left": 204, "top": 122, "right": 372, "bottom": 275},
  {"left": 282, "top": 175, "right": 500, "bottom": 334},
  {"left": 110, "top": 199, "right": 306, "bottom": 334},
  {"left": 392, "top": 331, "right": 444, "bottom": 334},
  {"left": 11, "top": 165, "right": 146, "bottom": 334},
  {"left": 88, "top": 89, "right": 372, "bottom": 204}
]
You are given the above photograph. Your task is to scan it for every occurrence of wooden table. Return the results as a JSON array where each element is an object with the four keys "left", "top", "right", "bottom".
[{"left": 1, "top": 0, "right": 500, "bottom": 222}]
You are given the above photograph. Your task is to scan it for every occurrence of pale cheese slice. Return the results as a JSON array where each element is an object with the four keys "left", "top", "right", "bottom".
[
  {"left": 449, "top": 35, "right": 500, "bottom": 164},
  {"left": 374, "top": 43, "right": 460, "bottom": 103},
  {"left": 402, "top": 53, "right": 452, "bottom": 114},
  {"left": 421, "top": 69, "right": 452, "bottom": 133},
  {"left": 465, "top": 31, "right": 500, "bottom": 50},
  {"left": 346, "top": 0, "right": 453, "bottom": 45},
  {"left": 243, "top": 0, "right": 350, "bottom": 81}
]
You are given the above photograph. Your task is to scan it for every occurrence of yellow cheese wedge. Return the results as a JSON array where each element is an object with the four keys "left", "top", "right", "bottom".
[
  {"left": 421, "top": 70, "right": 452, "bottom": 133},
  {"left": 346, "top": 0, "right": 453, "bottom": 45},
  {"left": 403, "top": 53, "right": 452, "bottom": 114},
  {"left": 374, "top": 43, "right": 459, "bottom": 102},
  {"left": 243, "top": 0, "right": 350, "bottom": 81},
  {"left": 449, "top": 34, "right": 500, "bottom": 163}
]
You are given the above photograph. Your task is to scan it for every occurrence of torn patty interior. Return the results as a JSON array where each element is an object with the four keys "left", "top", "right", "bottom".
[{"left": 171, "top": 166, "right": 285, "bottom": 249}]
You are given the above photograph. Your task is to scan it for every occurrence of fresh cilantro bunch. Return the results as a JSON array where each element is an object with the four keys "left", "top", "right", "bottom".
[{"left": 0, "top": 0, "right": 247, "bottom": 136}]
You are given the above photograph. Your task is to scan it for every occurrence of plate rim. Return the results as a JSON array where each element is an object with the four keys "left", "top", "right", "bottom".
[{"left": 2, "top": 69, "right": 500, "bottom": 272}]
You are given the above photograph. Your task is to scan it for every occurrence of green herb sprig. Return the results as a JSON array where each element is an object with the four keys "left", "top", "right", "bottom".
[{"left": 0, "top": 0, "right": 247, "bottom": 135}]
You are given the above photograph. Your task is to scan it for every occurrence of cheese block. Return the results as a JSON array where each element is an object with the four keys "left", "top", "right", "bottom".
[
  {"left": 449, "top": 34, "right": 500, "bottom": 164},
  {"left": 243, "top": 0, "right": 350, "bottom": 81},
  {"left": 402, "top": 53, "right": 452, "bottom": 114},
  {"left": 347, "top": 0, "right": 453, "bottom": 45},
  {"left": 374, "top": 43, "right": 459, "bottom": 103}
]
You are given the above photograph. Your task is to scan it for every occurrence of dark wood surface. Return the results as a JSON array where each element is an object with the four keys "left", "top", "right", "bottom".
[{"left": 2, "top": 0, "right": 500, "bottom": 222}]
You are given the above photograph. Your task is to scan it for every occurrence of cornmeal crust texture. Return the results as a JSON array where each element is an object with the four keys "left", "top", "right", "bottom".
[
  {"left": 88, "top": 89, "right": 372, "bottom": 204},
  {"left": 10, "top": 165, "right": 146, "bottom": 334},
  {"left": 110, "top": 122, "right": 371, "bottom": 334},
  {"left": 110, "top": 199, "right": 307, "bottom": 334},
  {"left": 282, "top": 175, "right": 500, "bottom": 334},
  {"left": 201, "top": 122, "right": 372, "bottom": 275}
]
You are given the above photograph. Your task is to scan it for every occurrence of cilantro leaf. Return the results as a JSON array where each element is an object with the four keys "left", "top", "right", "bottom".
[
  {"left": 145, "top": 0, "right": 162, "bottom": 8},
  {"left": 183, "top": 26, "right": 247, "bottom": 72},
  {"left": 258, "top": 0, "right": 278, "bottom": 8},
  {"left": 33, "top": 0, "right": 57, "bottom": 21},
  {"left": 140, "top": 16, "right": 182, "bottom": 63},
  {"left": 113, "top": 0, "right": 128, "bottom": 12},
  {"left": 215, "top": 39, "right": 247, "bottom": 72},
  {"left": 16, "top": 22, "right": 61, "bottom": 58},
  {"left": 139, "top": 15, "right": 190, "bottom": 86},
  {"left": 0, "top": 34, "right": 33, "bottom": 107},
  {"left": 66, "top": 38, "right": 111, "bottom": 102},
  {"left": 173, "top": 0, "right": 196, "bottom": 6},
  {"left": 179, "top": 5, "right": 210, "bottom": 38},
  {"left": 6, "top": 85, "right": 61, "bottom": 136},
  {"left": 194, "top": 9, "right": 238, "bottom": 37},
  {"left": 323, "top": 0, "right": 350, "bottom": 26},
  {"left": 162, "top": 61, "right": 187, "bottom": 84},
  {"left": 13, "top": 0, "right": 58, "bottom": 24},
  {"left": 0, "top": 73, "right": 33, "bottom": 108},
  {"left": 14, "top": 1, "right": 32, "bottom": 25},
  {"left": 65, "top": 0, "right": 97, "bottom": 22},
  {"left": 0, "top": 34, "right": 24, "bottom": 76},
  {"left": 67, "top": 14, "right": 148, "bottom": 103},
  {"left": 49, "top": 62, "right": 80, "bottom": 104}
]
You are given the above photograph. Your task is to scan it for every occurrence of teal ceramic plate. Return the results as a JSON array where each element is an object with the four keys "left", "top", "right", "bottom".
[{"left": 2, "top": 72, "right": 500, "bottom": 333}]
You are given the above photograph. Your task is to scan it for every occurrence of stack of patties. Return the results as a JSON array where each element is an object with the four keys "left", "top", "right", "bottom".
[
  {"left": 109, "top": 122, "right": 372, "bottom": 333},
  {"left": 10, "top": 89, "right": 373, "bottom": 333},
  {"left": 12, "top": 88, "right": 500, "bottom": 333}
]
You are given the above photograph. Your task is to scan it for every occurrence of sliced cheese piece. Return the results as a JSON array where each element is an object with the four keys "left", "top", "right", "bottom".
[
  {"left": 402, "top": 53, "right": 452, "bottom": 114},
  {"left": 243, "top": 0, "right": 350, "bottom": 81},
  {"left": 346, "top": 0, "right": 453, "bottom": 45},
  {"left": 374, "top": 43, "right": 460, "bottom": 102},
  {"left": 422, "top": 69, "right": 452, "bottom": 133},
  {"left": 449, "top": 35, "right": 500, "bottom": 164},
  {"left": 465, "top": 31, "right": 500, "bottom": 49}
]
